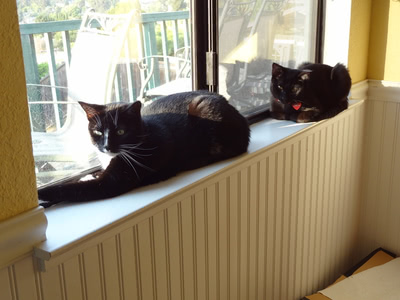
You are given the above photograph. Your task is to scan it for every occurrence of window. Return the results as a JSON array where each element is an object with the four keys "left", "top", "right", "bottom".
[
  {"left": 17, "top": 0, "right": 321, "bottom": 188},
  {"left": 18, "top": 0, "right": 192, "bottom": 187},
  {"left": 218, "top": 0, "right": 321, "bottom": 118}
]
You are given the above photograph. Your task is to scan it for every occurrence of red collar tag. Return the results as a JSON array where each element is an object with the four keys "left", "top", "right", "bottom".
[{"left": 292, "top": 102, "right": 302, "bottom": 110}]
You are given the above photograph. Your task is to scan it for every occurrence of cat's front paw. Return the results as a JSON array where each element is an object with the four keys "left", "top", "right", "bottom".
[
  {"left": 296, "top": 111, "right": 316, "bottom": 123},
  {"left": 270, "top": 111, "right": 287, "bottom": 120},
  {"left": 38, "top": 185, "right": 64, "bottom": 208}
]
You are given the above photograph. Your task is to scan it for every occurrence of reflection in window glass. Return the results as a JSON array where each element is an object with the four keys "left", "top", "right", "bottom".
[
  {"left": 17, "top": 0, "right": 191, "bottom": 187},
  {"left": 218, "top": 0, "right": 318, "bottom": 117}
]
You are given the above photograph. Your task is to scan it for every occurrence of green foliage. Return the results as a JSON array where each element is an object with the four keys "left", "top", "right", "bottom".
[
  {"left": 107, "top": 0, "right": 141, "bottom": 14},
  {"left": 35, "top": 0, "right": 84, "bottom": 22},
  {"left": 17, "top": 0, "right": 85, "bottom": 23},
  {"left": 38, "top": 62, "right": 49, "bottom": 79},
  {"left": 141, "top": 0, "right": 186, "bottom": 13},
  {"left": 155, "top": 23, "right": 185, "bottom": 56}
]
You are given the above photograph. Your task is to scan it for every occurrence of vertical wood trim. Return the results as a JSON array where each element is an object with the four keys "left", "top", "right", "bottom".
[
  {"left": 218, "top": 179, "right": 228, "bottom": 300},
  {"left": 181, "top": 198, "right": 195, "bottom": 300},
  {"left": 166, "top": 205, "right": 182, "bottom": 300},
  {"left": 194, "top": 190, "right": 207, "bottom": 300},
  {"left": 119, "top": 227, "right": 140, "bottom": 300},
  {"left": 152, "top": 211, "right": 168, "bottom": 300},
  {"left": 0, "top": 266, "right": 12, "bottom": 300},
  {"left": 239, "top": 167, "right": 249, "bottom": 300},
  {"left": 266, "top": 154, "right": 275, "bottom": 299},
  {"left": 206, "top": 185, "right": 218, "bottom": 300},
  {"left": 288, "top": 142, "right": 300, "bottom": 300},
  {"left": 116, "top": 234, "right": 125, "bottom": 300},
  {"left": 228, "top": 173, "right": 239, "bottom": 300},
  {"left": 137, "top": 220, "right": 154, "bottom": 300},
  {"left": 8, "top": 265, "right": 17, "bottom": 300}
]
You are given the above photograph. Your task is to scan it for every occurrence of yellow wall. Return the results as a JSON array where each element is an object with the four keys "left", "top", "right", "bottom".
[
  {"left": 0, "top": 0, "right": 38, "bottom": 221},
  {"left": 348, "top": 0, "right": 372, "bottom": 83},
  {"left": 368, "top": 0, "right": 400, "bottom": 81}
]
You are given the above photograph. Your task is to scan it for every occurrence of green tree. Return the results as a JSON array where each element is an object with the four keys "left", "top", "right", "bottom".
[
  {"left": 107, "top": 0, "right": 141, "bottom": 14},
  {"left": 86, "top": 0, "right": 118, "bottom": 13},
  {"left": 145, "top": 0, "right": 186, "bottom": 12}
]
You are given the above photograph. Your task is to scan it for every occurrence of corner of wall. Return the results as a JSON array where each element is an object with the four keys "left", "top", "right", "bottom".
[{"left": 0, "top": 0, "right": 39, "bottom": 221}]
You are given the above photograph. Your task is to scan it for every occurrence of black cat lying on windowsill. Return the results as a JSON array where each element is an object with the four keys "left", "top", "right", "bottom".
[
  {"left": 270, "top": 62, "right": 352, "bottom": 123},
  {"left": 38, "top": 91, "right": 250, "bottom": 207}
]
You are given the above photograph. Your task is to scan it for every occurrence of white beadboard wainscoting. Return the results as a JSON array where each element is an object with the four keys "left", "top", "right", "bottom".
[
  {"left": 0, "top": 98, "right": 368, "bottom": 300},
  {"left": 357, "top": 80, "right": 400, "bottom": 259}
]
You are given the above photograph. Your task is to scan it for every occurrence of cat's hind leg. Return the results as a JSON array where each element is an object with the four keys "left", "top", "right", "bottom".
[{"left": 312, "top": 98, "right": 348, "bottom": 121}]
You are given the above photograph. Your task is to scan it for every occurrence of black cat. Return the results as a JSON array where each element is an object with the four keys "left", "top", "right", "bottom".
[
  {"left": 270, "top": 62, "right": 351, "bottom": 122},
  {"left": 38, "top": 91, "right": 250, "bottom": 207}
]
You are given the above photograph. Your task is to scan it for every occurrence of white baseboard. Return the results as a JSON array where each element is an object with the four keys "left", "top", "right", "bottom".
[{"left": 0, "top": 207, "right": 47, "bottom": 269}]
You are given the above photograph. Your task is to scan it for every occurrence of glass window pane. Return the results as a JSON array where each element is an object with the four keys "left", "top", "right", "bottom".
[
  {"left": 17, "top": 0, "right": 191, "bottom": 187},
  {"left": 218, "top": 0, "right": 318, "bottom": 117}
]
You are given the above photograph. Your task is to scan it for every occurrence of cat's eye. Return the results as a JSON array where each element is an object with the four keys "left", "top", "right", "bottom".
[
  {"left": 117, "top": 129, "right": 125, "bottom": 136},
  {"left": 93, "top": 130, "right": 102, "bottom": 136},
  {"left": 277, "top": 85, "right": 283, "bottom": 90}
]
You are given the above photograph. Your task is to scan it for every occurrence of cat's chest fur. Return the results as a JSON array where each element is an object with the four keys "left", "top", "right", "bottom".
[{"left": 96, "top": 149, "right": 115, "bottom": 169}]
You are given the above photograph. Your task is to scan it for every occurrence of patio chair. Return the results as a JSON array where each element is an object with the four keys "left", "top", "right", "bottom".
[
  {"left": 29, "top": 10, "right": 135, "bottom": 186},
  {"left": 136, "top": 46, "right": 192, "bottom": 102}
]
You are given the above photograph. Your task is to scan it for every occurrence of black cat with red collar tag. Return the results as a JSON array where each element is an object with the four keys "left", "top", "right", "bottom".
[{"left": 270, "top": 62, "right": 351, "bottom": 123}]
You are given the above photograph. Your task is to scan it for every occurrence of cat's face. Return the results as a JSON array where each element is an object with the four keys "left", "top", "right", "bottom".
[
  {"left": 270, "top": 63, "right": 312, "bottom": 106},
  {"left": 79, "top": 101, "right": 143, "bottom": 157}
]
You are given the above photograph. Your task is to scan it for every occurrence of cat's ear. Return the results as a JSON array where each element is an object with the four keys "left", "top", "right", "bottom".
[
  {"left": 126, "top": 101, "right": 142, "bottom": 118},
  {"left": 299, "top": 70, "right": 312, "bottom": 81},
  {"left": 272, "top": 63, "right": 284, "bottom": 78},
  {"left": 78, "top": 101, "right": 105, "bottom": 119}
]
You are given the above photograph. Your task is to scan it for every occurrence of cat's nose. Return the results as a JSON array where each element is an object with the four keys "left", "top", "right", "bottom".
[{"left": 103, "top": 144, "right": 111, "bottom": 153}]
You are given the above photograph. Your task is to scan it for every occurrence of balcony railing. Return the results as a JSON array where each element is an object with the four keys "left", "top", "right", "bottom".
[{"left": 20, "top": 11, "right": 191, "bottom": 133}]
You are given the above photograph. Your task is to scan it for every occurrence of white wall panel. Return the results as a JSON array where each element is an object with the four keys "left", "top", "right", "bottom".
[
  {"left": 358, "top": 81, "right": 400, "bottom": 259},
  {"left": 0, "top": 101, "right": 366, "bottom": 300}
]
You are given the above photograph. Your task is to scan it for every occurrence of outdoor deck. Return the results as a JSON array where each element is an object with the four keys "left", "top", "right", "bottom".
[{"left": 20, "top": 11, "right": 191, "bottom": 133}]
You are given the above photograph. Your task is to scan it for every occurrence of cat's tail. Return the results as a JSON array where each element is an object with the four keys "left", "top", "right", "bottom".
[{"left": 331, "top": 63, "right": 352, "bottom": 100}]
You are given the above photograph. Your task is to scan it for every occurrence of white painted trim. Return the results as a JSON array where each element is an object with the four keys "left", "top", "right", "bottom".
[
  {"left": 0, "top": 207, "right": 47, "bottom": 269},
  {"left": 350, "top": 80, "right": 369, "bottom": 100},
  {"left": 368, "top": 79, "right": 400, "bottom": 103}
]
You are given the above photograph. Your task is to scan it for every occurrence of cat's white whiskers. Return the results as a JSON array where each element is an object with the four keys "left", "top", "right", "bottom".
[
  {"left": 120, "top": 150, "right": 154, "bottom": 172},
  {"left": 120, "top": 143, "right": 158, "bottom": 151},
  {"left": 119, "top": 152, "right": 140, "bottom": 179},
  {"left": 120, "top": 148, "right": 152, "bottom": 158}
]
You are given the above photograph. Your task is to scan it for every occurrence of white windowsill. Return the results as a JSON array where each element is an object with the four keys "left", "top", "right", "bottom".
[{"left": 34, "top": 95, "right": 365, "bottom": 270}]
